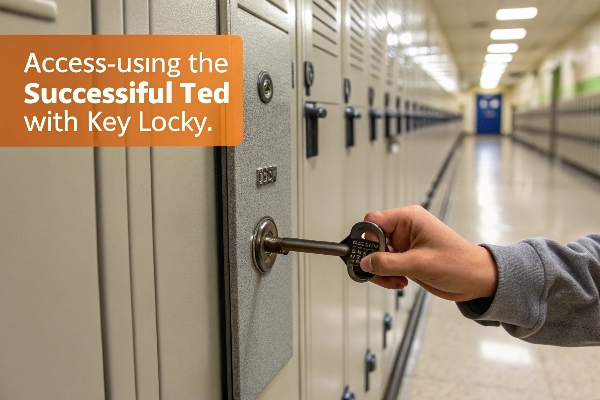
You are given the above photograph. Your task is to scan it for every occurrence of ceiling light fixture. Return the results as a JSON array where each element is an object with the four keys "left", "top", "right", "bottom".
[
  {"left": 480, "top": 78, "right": 500, "bottom": 90},
  {"left": 485, "top": 53, "right": 513, "bottom": 62},
  {"left": 496, "top": 7, "right": 538, "bottom": 21},
  {"left": 491, "top": 28, "right": 526, "bottom": 40},
  {"left": 487, "top": 43, "right": 519, "bottom": 53},
  {"left": 483, "top": 62, "right": 508, "bottom": 70}
]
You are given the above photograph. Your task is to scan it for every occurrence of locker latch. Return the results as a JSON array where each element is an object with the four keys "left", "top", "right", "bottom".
[
  {"left": 383, "top": 312, "right": 393, "bottom": 348},
  {"left": 396, "top": 288, "right": 404, "bottom": 310},
  {"left": 305, "top": 102, "right": 327, "bottom": 158},
  {"left": 365, "top": 349, "right": 376, "bottom": 392},
  {"left": 369, "top": 109, "right": 382, "bottom": 141},
  {"left": 342, "top": 386, "right": 355, "bottom": 400},
  {"left": 345, "top": 107, "right": 361, "bottom": 148},
  {"left": 384, "top": 109, "right": 396, "bottom": 138}
]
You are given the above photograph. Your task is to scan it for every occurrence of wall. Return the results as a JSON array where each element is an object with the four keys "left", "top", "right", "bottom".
[{"left": 512, "top": 13, "right": 600, "bottom": 109}]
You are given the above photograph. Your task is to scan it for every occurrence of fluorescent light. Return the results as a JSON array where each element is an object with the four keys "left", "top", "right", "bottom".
[
  {"left": 482, "top": 65, "right": 507, "bottom": 75},
  {"left": 485, "top": 53, "right": 513, "bottom": 62},
  {"left": 480, "top": 79, "right": 500, "bottom": 89},
  {"left": 487, "top": 43, "right": 519, "bottom": 53},
  {"left": 387, "top": 11, "right": 402, "bottom": 28},
  {"left": 399, "top": 32, "right": 413, "bottom": 45},
  {"left": 483, "top": 62, "right": 508, "bottom": 71},
  {"left": 491, "top": 28, "right": 526, "bottom": 40},
  {"left": 496, "top": 7, "right": 538, "bottom": 21},
  {"left": 480, "top": 80, "right": 499, "bottom": 89}
]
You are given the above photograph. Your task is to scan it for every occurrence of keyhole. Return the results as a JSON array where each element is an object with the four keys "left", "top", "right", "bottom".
[{"left": 263, "top": 80, "right": 272, "bottom": 98}]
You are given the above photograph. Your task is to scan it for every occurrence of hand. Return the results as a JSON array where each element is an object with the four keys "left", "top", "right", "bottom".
[{"left": 360, "top": 206, "right": 498, "bottom": 302}]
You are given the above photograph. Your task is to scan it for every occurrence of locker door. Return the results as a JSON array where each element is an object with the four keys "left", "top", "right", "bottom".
[
  {"left": 343, "top": 108, "right": 371, "bottom": 400},
  {"left": 365, "top": 0, "right": 388, "bottom": 397},
  {"left": 381, "top": 1, "right": 402, "bottom": 372},
  {"left": 298, "top": 0, "right": 345, "bottom": 397},
  {"left": 342, "top": 0, "right": 370, "bottom": 396},
  {"left": 220, "top": 0, "right": 294, "bottom": 398},
  {"left": 148, "top": 1, "right": 222, "bottom": 399},
  {"left": 0, "top": 3, "right": 105, "bottom": 400}
]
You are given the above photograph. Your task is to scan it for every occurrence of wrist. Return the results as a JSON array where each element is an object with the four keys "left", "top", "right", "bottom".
[{"left": 474, "top": 245, "right": 498, "bottom": 298}]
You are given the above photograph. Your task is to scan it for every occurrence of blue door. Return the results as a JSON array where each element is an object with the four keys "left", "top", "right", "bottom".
[{"left": 476, "top": 94, "right": 502, "bottom": 134}]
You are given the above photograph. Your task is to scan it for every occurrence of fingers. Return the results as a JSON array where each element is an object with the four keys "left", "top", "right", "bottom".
[
  {"left": 370, "top": 275, "right": 408, "bottom": 289},
  {"left": 364, "top": 206, "right": 427, "bottom": 252},
  {"left": 364, "top": 206, "right": 424, "bottom": 232},
  {"left": 360, "top": 250, "right": 426, "bottom": 278}
]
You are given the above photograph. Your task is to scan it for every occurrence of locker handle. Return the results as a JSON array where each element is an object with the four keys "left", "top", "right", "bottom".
[
  {"left": 369, "top": 109, "right": 382, "bottom": 141},
  {"left": 345, "top": 107, "right": 361, "bottom": 148},
  {"left": 383, "top": 312, "right": 393, "bottom": 348},
  {"left": 305, "top": 102, "right": 327, "bottom": 158},
  {"left": 384, "top": 110, "right": 397, "bottom": 138},
  {"left": 365, "top": 350, "right": 376, "bottom": 392}
]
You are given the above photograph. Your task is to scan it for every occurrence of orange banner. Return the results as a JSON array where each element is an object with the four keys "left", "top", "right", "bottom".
[{"left": 0, "top": 35, "right": 243, "bottom": 146}]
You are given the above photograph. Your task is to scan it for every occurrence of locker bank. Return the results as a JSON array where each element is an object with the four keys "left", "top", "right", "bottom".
[{"left": 2, "top": 1, "right": 600, "bottom": 399}]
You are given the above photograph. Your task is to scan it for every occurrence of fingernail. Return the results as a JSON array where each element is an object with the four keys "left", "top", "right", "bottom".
[
  {"left": 360, "top": 256, "right": 373, "bottom": 272},
  {"left": 370, "top": 211, "right": 383, "bottom": 218}
]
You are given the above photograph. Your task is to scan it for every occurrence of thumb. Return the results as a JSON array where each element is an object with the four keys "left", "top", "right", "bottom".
[{"left": 360, "top": 250, "right": 425, "bottom": 278}]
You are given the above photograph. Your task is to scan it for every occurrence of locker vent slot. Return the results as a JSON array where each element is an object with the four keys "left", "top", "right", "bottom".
[
  {"left": 312, "top": 0, "right": 339, "bottom": 57},
  {"left": 349, "top": 0, "right": 366, "bottom": 70},
  {"left": 266, "top": 0, "right": 288, "bottom": 13},
  {"left": 368, "top": 0, "right": 386, "bottom": 79}
]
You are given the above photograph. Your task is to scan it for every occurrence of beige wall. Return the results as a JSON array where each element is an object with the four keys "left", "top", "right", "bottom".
[{"left": 512, "top": 13, "right": 600, "bottom": 109}]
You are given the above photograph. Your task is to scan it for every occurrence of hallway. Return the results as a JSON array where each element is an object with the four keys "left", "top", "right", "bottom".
[{"left": 400, "top": 136, "right": 600, "bottom": 400}]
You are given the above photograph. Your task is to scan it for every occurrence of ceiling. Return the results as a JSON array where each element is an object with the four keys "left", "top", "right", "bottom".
[{"left": 429, "top": 0, "right": 600, "bottom": 89}]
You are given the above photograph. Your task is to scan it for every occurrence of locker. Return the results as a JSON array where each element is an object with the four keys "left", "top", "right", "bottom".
[
  {"left": 91, "top": 0, "right": 223, "bottom": 399},
  {"left": 341, "top": 0, "right": 370, "bottom": 397},
  {"left": 298, "top": 0, "right": 348, "bottom": 397},
  {"left": 0, "top": 3, "right": 105, "bottom": 400},
  {"left": 365, "top": 0, "right": 388, "bottom": 397},
  {"left": 0, "top": 0, "right": 469, "bottom": 397},
  {"left": 304, "top": 105, "right": 346, "bottom": 398},
  {"left": 219, "top": 0, "right": 295, "bottom": 397}
]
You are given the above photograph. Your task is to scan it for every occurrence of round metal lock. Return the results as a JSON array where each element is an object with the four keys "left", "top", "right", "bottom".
[
  {"left": 252, "top": 216, "right": 279, "bottom": 273},
  {"left": 257, "top": 71, "right": 274, "bottom": 104}
]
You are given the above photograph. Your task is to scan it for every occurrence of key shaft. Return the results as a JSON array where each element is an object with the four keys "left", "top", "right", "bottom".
[{"left": 263, "top": 236, "right": 350, "bottom": 257}]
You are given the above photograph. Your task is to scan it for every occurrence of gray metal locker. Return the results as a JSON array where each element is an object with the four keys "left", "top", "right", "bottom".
[{"left": 219, "top": 0, "right": 294, "bottom": 398}]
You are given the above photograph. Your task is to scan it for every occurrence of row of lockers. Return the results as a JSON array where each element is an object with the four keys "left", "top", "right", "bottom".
[
  {"left": 261, "top": 0, "right": 462, "bottom": 396},
  {"left": 296, "top": 117, "right": 462, "bottom": 400},
  {"left": 0, "top": 0, "right": 463, "bottom": 399},
  {"left": 513, "top": 91, "right": 600, "bottom": 175}
]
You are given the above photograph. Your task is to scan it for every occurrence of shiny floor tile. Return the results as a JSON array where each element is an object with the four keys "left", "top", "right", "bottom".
[{"left": 400, "top": 136, "right": 600, "bottom": 400}]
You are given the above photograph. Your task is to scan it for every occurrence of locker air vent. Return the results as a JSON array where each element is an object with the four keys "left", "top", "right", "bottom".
[
  {"left": 349, "top": 0, "right": 367, "bottom": 71},
  {"left": 368, "top": 0, "right": 386, "bottom": 79},
  {"left": 312, "top": 0, "right": 340, "bottom": 57}
]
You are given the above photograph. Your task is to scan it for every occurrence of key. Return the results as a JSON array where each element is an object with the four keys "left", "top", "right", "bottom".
[{"left": 252, "top": 217, "right": 388, "bottom": 283}]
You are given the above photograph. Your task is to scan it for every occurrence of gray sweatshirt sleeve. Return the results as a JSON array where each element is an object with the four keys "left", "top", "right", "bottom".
[{"left": 456, "top": 234, "right": 600, "bottom": 346}]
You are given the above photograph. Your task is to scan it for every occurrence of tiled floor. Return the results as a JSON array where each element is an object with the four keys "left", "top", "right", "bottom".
[{"left": 399, "top": 136, "right": 600, "bottom": 400}]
